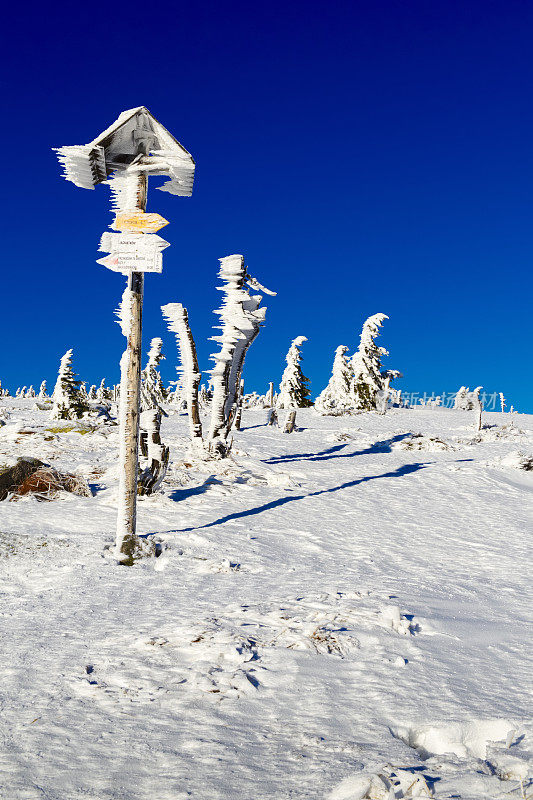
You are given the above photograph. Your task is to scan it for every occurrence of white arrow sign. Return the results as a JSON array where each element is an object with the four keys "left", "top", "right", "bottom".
[
  {"left": 97, "top": 231, "right": 169, "bottom": 274},
  {"left": 97, "top": 251, "right": 163, "bottom": 274},
  {"left": 99, "top": 232, "right": 170, "bottom": 254}
]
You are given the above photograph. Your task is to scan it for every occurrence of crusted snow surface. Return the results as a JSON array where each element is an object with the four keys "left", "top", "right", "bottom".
[{"left": 0, "top": 401, "right": 531, "bottom": 800}]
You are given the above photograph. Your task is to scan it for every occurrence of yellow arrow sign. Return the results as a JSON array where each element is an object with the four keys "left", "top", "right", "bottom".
[{"left": 112, "top": 211, "right": 169, "bottom": 233}]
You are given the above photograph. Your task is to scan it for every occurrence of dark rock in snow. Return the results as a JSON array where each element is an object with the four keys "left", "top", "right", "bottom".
[{"left": 0, "top": 457, "right": 44, "bottom": 501}]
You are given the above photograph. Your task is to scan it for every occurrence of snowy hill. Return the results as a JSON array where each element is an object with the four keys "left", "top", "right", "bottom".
[{"left": 0, "top": 401, "right": 531, "bottom": 800}]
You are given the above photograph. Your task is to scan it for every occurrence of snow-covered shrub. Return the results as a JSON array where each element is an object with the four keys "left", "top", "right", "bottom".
[
  {"left": 499, "top": 451, "right": 533, "bottom": 471},
  {"left": 396, "top": 433, "right": 453, "bottom": 451},
  {"left": 50, "top": 350, "right": 89, "bottom": 421}
]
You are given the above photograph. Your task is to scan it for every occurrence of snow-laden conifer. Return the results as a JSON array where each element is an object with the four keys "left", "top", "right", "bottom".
[
  {"left": 351, "top": 314, "right": 389, "bottom": 411},
  {"left": 88, "top": 385, "right": 97, "bottom": 400},
  {"left": 96, "top": 379, "right": 109, "bottom": 401},
  {"left": 315, "top": 345, "right": 353, "bottom": 415},
  {"left": 50, "top": 350, "right": 88, "bottom": 420},
  {"left": 38, "top": 381, "right": 47, "bottom": 398},
  {"left": 454, "top": 387, "right": 468, "bottom": 410},
  {"left": 141, "top": 337, "right": 166, "bottom": 407},
  {"left": 454, "top": 386, "right": 482, "bottom": 411},
  {"left": 199, "top": 384, "right": 209, "bottom": 406},
  {"left": 137, "top": 337, "right": 169, "bottom": 495},
  {"left": 277, "top": 336, "right": 312, "bottom": 409}
]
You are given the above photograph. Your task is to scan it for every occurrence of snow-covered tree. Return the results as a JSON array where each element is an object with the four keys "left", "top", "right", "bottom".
[
  {"left": 454, "top": 386, "right": 468, "bottom": 409},
  {"left": 38, "top": 381, "right": 47, "bottom": 398},
  {"left": 88, "top": 385, "right": 97, "bottom": 400},
  {"left": 499, "top": 392, "right": 506, "bottom": 413},
  {"left": 454, "top": 386, "right": 482, "bottom": 411},
  {"left": 351, "top": 313, "right": 389, "bottom": 411},
  {"left": 163, "top": 255, "right": 275, "bottom": 456},
  {"left": 199, "top": 384, "right": 209, "bottom": 406},
  {"left": 50, "top": 349, "right": 89, "bottom": 420},
  {"left": 162, "top": 303, "right": 203, "bottom": 447},
  {"left": 141, "top": 337, "right": 166, "bottom": 407},
  {"left": 167, "top": 381, "right": 184, "bottom": 409},
  {"left": 96, "top": 379, "right": 109, "bottom": 401},
  {"left": 315, "top": 345, "right": 353, "bottom": 415},
  {"left": 137, "top": 337, "right": 169, "bottom": 494},
  {"left": 207, "top": 254, "right": 275, "bottom": 452},
  {"left": 277, "top": 336, "right": 312, "bottom": 409}
]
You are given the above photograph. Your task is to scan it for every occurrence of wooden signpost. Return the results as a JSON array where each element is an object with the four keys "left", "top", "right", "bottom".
[{"left": 55, "top": 107, "right": 195, "bottom": 563}]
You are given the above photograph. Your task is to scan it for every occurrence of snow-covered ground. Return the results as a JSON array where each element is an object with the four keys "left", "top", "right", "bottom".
[{"left": 0, "top": 400, "right": 531, "bottom": 800}]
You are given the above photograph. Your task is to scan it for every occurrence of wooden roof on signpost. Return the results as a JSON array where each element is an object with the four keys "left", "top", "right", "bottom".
[{"left": 55, "top": 106, "right": 195, "bottom": 196}]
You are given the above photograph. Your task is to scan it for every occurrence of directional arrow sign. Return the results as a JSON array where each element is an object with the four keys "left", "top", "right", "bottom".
[
  {"left": 112, "top": 211, "right": 169, "bottom": 233},
  {"left": 97, "top": 251, "right": 163, "bottom": 274},
  {"left": 99, "top": 232, "right": 170, "bottom": 254}
]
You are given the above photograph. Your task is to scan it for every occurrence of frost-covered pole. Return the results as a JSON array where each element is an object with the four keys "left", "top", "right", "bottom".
[{"left": 115, "top": 171, "right": 146, "bottom": 561}]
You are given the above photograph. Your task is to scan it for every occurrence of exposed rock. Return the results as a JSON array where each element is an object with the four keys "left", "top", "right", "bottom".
[{"left": 0, "top": 457, "right": 44, "bottom": 500}]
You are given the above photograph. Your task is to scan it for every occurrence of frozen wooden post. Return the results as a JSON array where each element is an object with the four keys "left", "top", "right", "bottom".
[
  {"left": 115, "top": 171, "right": 146, "bottom": 561},
  {"left": 283, "top": 409, "right": 297, "bottom": 433},
  {"left": 55, "top": 107, "right": 195, "bottom": 563}
]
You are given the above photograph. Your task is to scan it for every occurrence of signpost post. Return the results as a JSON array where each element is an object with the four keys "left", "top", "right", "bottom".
[{"left": 55, "top": 107, "right": 195, "bottom": 563}]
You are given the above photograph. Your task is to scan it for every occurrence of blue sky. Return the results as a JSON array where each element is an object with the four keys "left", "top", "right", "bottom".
[{"left": 3, "top": 0, "right": 532, "bottom": 410}]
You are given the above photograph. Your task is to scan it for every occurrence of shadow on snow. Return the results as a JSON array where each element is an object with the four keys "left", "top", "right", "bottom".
[
  {"left": 164, "top": 461, "right": 429, "bottom": 533},
  {"left": 264, "top": 433, "right": 412, "bottom": 465}
]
